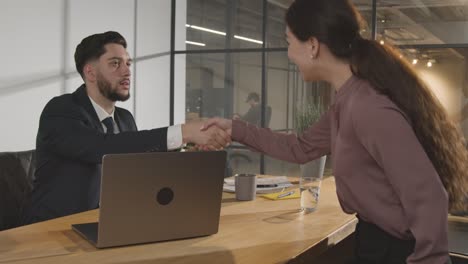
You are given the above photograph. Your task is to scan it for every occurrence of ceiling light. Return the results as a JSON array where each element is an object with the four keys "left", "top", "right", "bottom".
[
  {"left": 188, "top": 25, "right": 226, "bottom": 36},
  {"left": 185, "top": 41, "right": 206, "bottom": 47},
  {"left": 186, "top": 24, "right": 263, "bottom": 45},
  {"left": 380, "top": 40, "right": 385, "bottom": 45},
  {"left": 412, "top": 59, "right": 418, "bottom": 65},
  {"left": 234, "top": 35, "right": 263, "bottom": 45},
  {"left": 426, "top": 59, "right": 436, "bottom": 68}
]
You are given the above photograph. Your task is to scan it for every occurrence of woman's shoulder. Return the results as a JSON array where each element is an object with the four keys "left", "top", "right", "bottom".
[
  {"left": 348, "top": 79, "right": 409, "bottom": 123},
  {"left": 352, "top": 79, "right": 399, "bottom": 109}
]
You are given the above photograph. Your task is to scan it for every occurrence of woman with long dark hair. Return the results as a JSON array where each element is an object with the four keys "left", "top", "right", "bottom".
[{"left": 202, "top": 0, "right": 468, "bottom": 262}]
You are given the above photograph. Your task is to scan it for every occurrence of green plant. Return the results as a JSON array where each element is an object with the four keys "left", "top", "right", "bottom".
[{"left": 295, "top": 100, "right": 325, "bottom": 134}]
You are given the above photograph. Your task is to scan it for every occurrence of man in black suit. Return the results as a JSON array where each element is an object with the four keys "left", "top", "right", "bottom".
[
  {"left": 233, "top": 92, "right": 271, "bottom": 127},
  {"left": 22, "top": 31, "right": 230, "bottom": 224},
  {"left": 233, "top": 92, "right": 261, "bottom": 126}
]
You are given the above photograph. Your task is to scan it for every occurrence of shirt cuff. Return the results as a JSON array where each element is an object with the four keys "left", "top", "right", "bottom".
[
  {"left": 232, "top": 119, "right": 248, "bottom": 142},
  {"left": 167, "top": 124, "right": 183, "bottom": 150}
]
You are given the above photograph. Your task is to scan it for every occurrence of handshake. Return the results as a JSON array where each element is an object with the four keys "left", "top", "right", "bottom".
[{"left": 181, "top": 118, "right": 234, "bottom": 151}]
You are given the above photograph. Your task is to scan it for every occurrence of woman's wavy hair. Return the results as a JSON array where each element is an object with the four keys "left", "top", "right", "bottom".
[{"left": 286, "top": 0, "right": 468, "bottom": 213}]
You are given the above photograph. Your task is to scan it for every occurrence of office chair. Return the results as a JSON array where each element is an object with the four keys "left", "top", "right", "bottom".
[{"left": 0, "top": 150, "right": 35, "bottom": 231}]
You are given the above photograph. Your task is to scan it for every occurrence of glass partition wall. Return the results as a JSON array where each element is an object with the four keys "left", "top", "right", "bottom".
[
  {"left": 172, "top": 0, "right": 468, "bottom": 177},
  {"left": 375, "top": 1, "right": 468, "bottom": 143}
]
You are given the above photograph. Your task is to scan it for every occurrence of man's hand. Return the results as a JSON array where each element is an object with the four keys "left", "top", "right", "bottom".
[
  {"left": 182, "top": 121, "right": 231, "bottom": 150},
  {"left": 195, "top": 118, "right": 233, "bottom": 151},
  {"left": 200, "top": 118, "right": 233, "bottom": 133}
]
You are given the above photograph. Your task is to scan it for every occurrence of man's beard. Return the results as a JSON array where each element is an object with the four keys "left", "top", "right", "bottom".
[{"left": 97, "top": 74, "right": 130, "bottom": 102}]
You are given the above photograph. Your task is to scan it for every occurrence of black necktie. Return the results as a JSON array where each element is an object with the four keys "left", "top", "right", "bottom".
[{"left": 102, "top": 117, "right": 115, "bottom": 134}]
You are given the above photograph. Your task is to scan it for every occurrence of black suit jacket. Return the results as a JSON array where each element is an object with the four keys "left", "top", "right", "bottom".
[{"left": 23, "top": 85, "right": 168, "bottom": 224}]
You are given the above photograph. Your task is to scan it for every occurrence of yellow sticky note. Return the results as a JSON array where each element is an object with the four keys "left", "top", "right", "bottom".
[{"left": 262, "top": 190, "right": 300, "bottom": 200}]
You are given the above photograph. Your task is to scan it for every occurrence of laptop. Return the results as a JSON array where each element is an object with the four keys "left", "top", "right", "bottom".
[{"left": 72, "top": 151, "right": 226, "bottom": 248}]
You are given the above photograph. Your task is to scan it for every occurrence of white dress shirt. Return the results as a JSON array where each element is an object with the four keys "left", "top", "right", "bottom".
[{"left": 89, "top": 96, "right": 183, "bottom": 150}]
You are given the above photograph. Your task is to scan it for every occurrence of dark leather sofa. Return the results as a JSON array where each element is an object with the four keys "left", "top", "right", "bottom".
[{"left": 0, "top": 150, "right": 35, "bottom": 231}]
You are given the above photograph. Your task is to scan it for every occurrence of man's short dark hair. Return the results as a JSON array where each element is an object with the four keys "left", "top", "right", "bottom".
[
  {"left": 74, "top": 31, "right": 127, "bottom": 78},
  {"left": 246, "top": 92, "right": 260, "bottom": 103}
]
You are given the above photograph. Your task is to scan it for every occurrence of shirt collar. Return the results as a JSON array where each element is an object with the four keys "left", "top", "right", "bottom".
[{"left": 88, "top": 96, "right": 115, "bottom": 122}]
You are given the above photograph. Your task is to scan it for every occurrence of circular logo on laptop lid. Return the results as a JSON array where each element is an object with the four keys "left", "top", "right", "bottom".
[{"left": 156, "top": 187, "right": 174, "bottom": 205}]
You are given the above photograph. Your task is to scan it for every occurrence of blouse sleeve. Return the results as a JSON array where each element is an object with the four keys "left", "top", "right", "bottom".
[{"left": 232, "top": 109, "right": 332, "bottom": 164}]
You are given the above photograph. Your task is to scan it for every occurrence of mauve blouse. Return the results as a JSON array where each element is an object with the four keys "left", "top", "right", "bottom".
[{"left": 232, "top": 75, "right": 449, "bottom": 263}]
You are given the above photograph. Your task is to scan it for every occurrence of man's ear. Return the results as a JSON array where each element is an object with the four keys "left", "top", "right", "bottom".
[{"left": 83, "top": 64, "right": 96, "bottom": 82}]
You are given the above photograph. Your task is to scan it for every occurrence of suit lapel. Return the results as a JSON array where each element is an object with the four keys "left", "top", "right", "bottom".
[
  {"left": 73, "top": 85, "right": 104, "bottom": 133},
  {"left": 114, "top": 109, "right": 136, "bottom": 132}
]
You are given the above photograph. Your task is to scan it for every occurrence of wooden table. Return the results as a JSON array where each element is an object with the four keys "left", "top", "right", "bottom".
[{"left": 0, "top": 177, "right": 357, "bottom": 264}]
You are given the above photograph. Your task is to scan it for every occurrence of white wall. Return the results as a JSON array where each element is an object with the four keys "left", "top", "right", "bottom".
[
  {"left": 136, "top": 57, "right": 171, "bottom": 129},
  {"left": 0, "top": 0, "right": 187, "bottom": 151},
  {"left": 135, "top": 0, "right": 171, "bottom": 130},
  {"left": 0, "top": 82, "right": 62, "bottom": 151},
  {"left": 415, "top": 61, "right": 465, "bottom": 116},
  {"left": 0, "top": 0, "right": 63, "bottom": 152},
  {"left": 135, "top": 0, "right": 187, "bottom": 128},
  {"left": 0, "top": 0, "right": 63, "bottom": 85}
]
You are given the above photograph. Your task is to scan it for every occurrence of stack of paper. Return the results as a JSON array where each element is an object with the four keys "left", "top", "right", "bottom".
[{"left": 223, "top": 176, "right": 293, "bottom": 194}]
